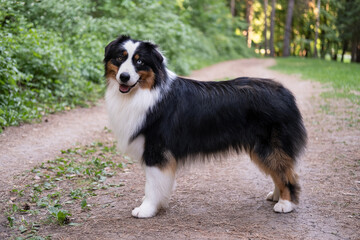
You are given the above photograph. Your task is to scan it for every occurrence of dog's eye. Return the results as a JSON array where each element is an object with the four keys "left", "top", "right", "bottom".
[
  {"left": 116, "top": 57, "right": 123, "bottom": 62},
  {"left": 136, "top": 59, "right": 143, "bottom": 65}
]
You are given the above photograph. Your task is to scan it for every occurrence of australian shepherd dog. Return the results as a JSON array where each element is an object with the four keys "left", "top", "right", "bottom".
[{"left": 104, "top": 35, "right": 307, "bottom": 218}]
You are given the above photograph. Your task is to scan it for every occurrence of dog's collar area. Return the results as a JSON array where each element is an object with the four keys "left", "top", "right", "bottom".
[{"left": 119, "top": 81, "right": 139, "bottom": 93}]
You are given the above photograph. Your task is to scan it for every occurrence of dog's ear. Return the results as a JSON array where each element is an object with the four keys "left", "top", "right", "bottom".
[
  {"left": 143, "top": 42, "right": 164, "bottom": 64},
  {"left": 152, "top": 47, "right": 164, "bottom": 64},
  {"left": 117, "top": 34, "right": 131, "bottom": 44},
  {"left": 104, "top": 35, "right": 131, "bottom": 60},
  {"left": 104, "top": 40, "right": 116, "bottom": 59}
]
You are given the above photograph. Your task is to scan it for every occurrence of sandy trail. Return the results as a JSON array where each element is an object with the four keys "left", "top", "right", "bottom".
[
  {"left": 1, "top": 59, "right": 359, "bottom": 239},
  {"left": 0, "top": 102, "right": 108, "bottom": 192}
]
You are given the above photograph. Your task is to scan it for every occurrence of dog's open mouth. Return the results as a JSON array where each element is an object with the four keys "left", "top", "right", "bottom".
[{"left": 119, "top": 82, "right": 138, "bottom": 93}]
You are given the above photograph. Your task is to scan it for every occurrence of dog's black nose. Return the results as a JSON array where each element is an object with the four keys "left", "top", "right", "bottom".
[{"left": 120, "top": 72, "right": 130, "bottom": 82}]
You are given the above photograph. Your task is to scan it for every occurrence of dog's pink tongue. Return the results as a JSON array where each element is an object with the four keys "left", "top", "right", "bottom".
[{"left": 119, "top": 84, "right": 130, "bottom": 93}]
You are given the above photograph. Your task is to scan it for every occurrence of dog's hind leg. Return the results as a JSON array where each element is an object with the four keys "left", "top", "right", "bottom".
[
  {"left": 268, "top": 168, "right": 299, "bottom": 213},
  {"left": 132, "top": 156, "right": 176, "bottom": 218},
  {"left": 250, "top": 150, "right": 300, "bottom": 213}
]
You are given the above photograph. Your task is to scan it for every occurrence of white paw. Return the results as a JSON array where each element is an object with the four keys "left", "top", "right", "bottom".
[
  {"left": 266, "top": 186, "right": 280, "bottom": 202},
  {"left": 131, "top": 200, "right": 158, "bottom": 218},
  {"left": 273, "top": 199, "right": 293, "bottom": 213},
  {"left": 266, "top": 190, "right": 279, "bottom": 202},
  {"left": 266, "top": 191, "right": 275, "bottom": 201}
]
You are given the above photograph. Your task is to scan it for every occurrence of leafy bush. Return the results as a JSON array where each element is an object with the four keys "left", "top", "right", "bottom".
[
  {"left": 0, "top": 0, "right": 104, "bottom": 129},
  {"left": 0, "top": 0, "right": 253, "bottom": 131}
]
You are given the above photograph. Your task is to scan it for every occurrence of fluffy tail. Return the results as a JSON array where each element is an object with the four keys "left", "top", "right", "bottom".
[{"left": 286, "top": 173, "right": 301, "bottom": 204}]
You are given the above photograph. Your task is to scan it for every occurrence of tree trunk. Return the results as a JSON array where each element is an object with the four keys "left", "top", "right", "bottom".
[
  {"left": 325, "top": 40, "right": 331, "bottom": 59},
  {"left": 246, "top": 0, "right": 254, "bottom": 48},
  {"left": 283, "top": 0, "right": 295, "bottom": 57},
  {"left": 314, "top": 0, "right": 321, "bottom": 58},
  {"left": 264, "top": 0, "right": 268, "bottom": 56},
  {"left": 230, "top": 0, "right": 236, "bottom": 17},
  {"left": 341, "top": 40, "right": 348, "bottom": 62},
  {"left": 320, "top": 42, "right": 325, "bottom": 59},
  {"left": 351, "top": 39, "right": 357, "bottom": 63},
  {"left": 320, "top": 2, "right": 328, "bottom": 59},
  {"left": 270, "top": 0, "right": 276, "bottom": 57},
  {"left": 332, "top": 42, "right": 338, "bottom": 61},
  {"left": 305, "top": 29, "right": 312, "bottom": 58},
  {"left": 356, "top": 40, "right": 360, "bottom": 63}
]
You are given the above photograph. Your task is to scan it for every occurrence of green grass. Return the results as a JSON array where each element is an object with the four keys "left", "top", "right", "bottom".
[{"left": 270, "top": 57, "right": 360, "bottom": 105}]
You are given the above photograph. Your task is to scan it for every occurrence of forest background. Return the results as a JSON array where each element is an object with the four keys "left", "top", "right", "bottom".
[{"left": 1, "top": 0, "right": 359, "bottom": 131}]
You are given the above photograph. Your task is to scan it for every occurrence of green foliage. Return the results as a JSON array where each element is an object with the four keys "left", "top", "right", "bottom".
[
  {"left": 0, "top": 0, "right": 103, "bottom": 130},
  {"left": 0, "top": 0, "right": 252, "bottom": 131},
  {"left": 81, "top": 199, "right": 88, "bottom": 210},
  {"left": 48, "top": 207, "right": 71, "bottom": 225},
  {"left": 337, "top": 0, "right": 360, "bottom": 43},
  {"left": 8, "top": 216, "right": 15, "bottom": 227}
]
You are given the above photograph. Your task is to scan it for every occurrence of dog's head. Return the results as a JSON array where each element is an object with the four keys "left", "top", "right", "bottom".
[{"left": 104, "top": 35, "right": 166, "bottom": 94}]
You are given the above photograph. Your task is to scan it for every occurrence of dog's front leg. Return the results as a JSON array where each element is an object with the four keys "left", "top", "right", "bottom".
[{"left": 132, "top": 164, "right": 176, "bottom": 218}]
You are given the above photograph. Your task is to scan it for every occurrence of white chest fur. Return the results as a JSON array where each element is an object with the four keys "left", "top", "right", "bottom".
[{"left": 105, "top": 82, "right": 160, "bottom": 160}]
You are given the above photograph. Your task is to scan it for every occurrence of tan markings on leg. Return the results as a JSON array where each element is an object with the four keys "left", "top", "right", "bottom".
[
  {"left": 105, "top": 62, "right": 119, "bottom": 83},
  {"left": 249, "top": 150, "right": 294, "bottom": 202},
  {"left": 285, "top": 169, "right": 300, "bottom": 204},
  {"left": 161, "top": 151, "right": 177, "bottom": 177},
  {"left": 267, "top": 149, "right": 294, "bottom": 202},
  {"left": 138, "top": 70, "right": 155, "bottom": 89},
  {"left": 268, "top": 147, "right": 293, "bottom": 171},
  {"left": 270, "top": 173, "right": 291, "bottom": 201},
  {"left": 249, "top": 151, "right": 271, "bottom": 175}
]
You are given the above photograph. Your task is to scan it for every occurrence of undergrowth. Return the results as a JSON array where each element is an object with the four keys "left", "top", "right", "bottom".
[{"left": 3, "top": 133, "right": 133, "bottom": 239}]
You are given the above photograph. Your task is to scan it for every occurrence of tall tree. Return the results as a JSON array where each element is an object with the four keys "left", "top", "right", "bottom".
[
  {"left": 246, "top": 0, "right": 254, "bottom": 48},
  {"left": 319, "top": 0, "right": 339, "bottom": 59},
  {"left": 337, "top": 0, "right": 360, "bottom": 62},
  {"left": 269, "top": 0, "right": 276, "bottom": 57},
  {"left": 314, "top": 0, "right": 321, "bottom": 58},
  {"left": 230, "top": 0, "right": 236, "bottom": 17},
  {"left": 283, "top": 0, "right": 295, "bottom": 56},
  {"left": 264, "top": 0, "right": 268, "bottom": 55}
]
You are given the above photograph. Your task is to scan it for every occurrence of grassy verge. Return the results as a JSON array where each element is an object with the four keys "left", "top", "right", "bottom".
[
  {"left": 271, "top": 57, "right": 360, "bottom": 128},
  {"left": 270, "top": 57, "right": 360, "bottom": 104},
  {"left": 2, "top": 129, "right": 133, "bottom": 239}
]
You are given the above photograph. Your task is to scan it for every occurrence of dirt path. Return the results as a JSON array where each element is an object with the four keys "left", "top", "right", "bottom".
[
  {"left": 1, "top": 59, "right": 359, "bottom": 239},
  {"left": 0, "top": 101, "right": 108, "bottom": 193}
]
